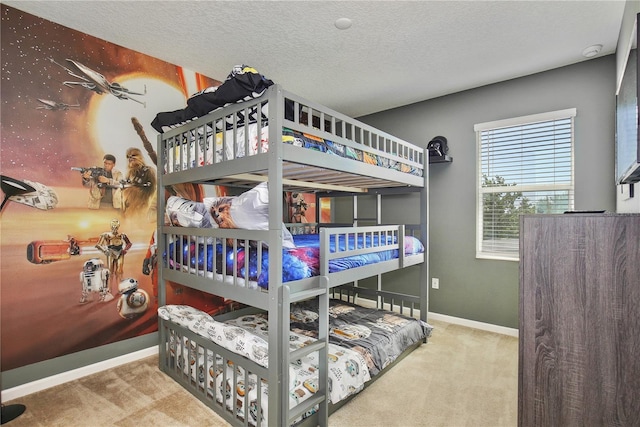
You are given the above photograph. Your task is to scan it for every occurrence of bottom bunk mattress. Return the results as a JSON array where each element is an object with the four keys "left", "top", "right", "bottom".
[
  {"left": 288, "top": 299, "right": 430, "bottom": 376},
  {"left": 158, "top": 300, "right": 432, "bottom": 425}
]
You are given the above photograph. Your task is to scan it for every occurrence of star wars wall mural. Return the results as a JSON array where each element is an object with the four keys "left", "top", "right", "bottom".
[{"left": 0, "top": 5, "right": 228, "bottom": 371}]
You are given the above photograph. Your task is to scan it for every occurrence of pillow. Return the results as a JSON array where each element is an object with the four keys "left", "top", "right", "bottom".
[
  {"left": 204, "top": 182, "right": 296, "bottom": 248},
  {"left": 166, "top": 196, "right": 213, "bottom": 228},
  {"left": 157, "top": 305, "right": 213, "bottom": 332}
]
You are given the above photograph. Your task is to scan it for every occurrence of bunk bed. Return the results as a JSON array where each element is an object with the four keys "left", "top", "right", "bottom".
[{"left": 156, "top": 84, "right": 430, "bottom": 426}]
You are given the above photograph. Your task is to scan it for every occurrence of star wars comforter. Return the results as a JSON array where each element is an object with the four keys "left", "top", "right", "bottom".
[
  {"left": 159, "top": 301, "right": 431, "bottom": 425},
  {"left": 159, "top": 304, "right": 371, "bottom": 425},
  {"left": 290, "top": 299, "right": 431, "bottom": 376},
  {"left": 164, "top": 123, "right": 423, "bottom": 178},
  {"left": 166, "top": 231, "right": 425, "bottom": 289}
]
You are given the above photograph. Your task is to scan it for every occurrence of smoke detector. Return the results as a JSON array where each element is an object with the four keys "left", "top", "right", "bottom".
[
  {"left": 582, "top": 44, "right": 603, "bottom": 58},
  {"left": 335, "top": 17, "right": 352, "bottom": 30}
]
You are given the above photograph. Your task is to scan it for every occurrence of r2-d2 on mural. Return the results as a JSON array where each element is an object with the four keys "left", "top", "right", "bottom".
[
  {"left": 79, "top": 258, "right": 113, "bottom": 303},
  {"left": 116, "top": 278, "right": 149, "bottom": 319}
]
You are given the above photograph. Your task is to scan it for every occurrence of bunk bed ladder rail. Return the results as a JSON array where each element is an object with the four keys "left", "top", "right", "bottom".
[{"left": 280, "top": 275, "right": 330, "bottom": 427}]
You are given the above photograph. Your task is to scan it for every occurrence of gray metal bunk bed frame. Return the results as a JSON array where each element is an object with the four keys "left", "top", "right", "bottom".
[{"left": 156, "top": 84, "right": 429, "bottom": 426}]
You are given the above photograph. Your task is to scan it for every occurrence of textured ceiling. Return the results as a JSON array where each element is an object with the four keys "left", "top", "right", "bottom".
[{"left": 3, "top": 1, "right": 627, "bottom": 118}]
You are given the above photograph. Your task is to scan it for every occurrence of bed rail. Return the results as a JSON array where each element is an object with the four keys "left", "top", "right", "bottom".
[
  {"left": 320, "top": 224, "right": 404, "bottom": 270},
  {"left": 331, "top": 284, "right": 423, "bottom": 319},
  {"left": 159, "top": 317, "right": 271, "bottom": 426},
  {"left": 159, "top": 223, "right": 423, "bottom": 309},
  {"left": 159, "top": 225, "right": 274, "bottom": 310},
  {"left": 159, "top": 85, "right": 425, "bottom": 191},
  {"left": 280, "top": 87, "right": 424, "bottom": 181},
  {"left": 317, "top": 224, "right": 423, "bottom": 288}
]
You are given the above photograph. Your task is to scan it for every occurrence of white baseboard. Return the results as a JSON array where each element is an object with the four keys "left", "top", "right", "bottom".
[
  {"left": 346, "top": 296, "right": 519, "bottom": 337},
  {"left": 428, "top": 312, "right": 519, "bottom": 337},
  {"left": 2, "top": 346, "right": 159, "bottom": 402}
]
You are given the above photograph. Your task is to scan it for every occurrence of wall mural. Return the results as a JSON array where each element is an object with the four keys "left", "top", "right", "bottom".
[{"left": 0, "top": 5, "right": 226, "bottom": 371}]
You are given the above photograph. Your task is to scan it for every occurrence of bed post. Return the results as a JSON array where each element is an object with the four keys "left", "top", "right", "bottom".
[
  {"left": 156, "top": 131, "right": 167, "bottom": 369},
  {"left": 156, "top": 133, "right": 166, "bottom": 309},
  {"left": 266, "top": 84, "right": 289, "bottom": 426},
  {"left": 421, "top": 148, "right": 429, "bottom": 333}
]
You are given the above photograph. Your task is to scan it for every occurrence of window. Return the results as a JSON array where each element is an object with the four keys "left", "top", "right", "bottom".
[{"left": 475, "top": 108, "right": 576, "bottom": 261}]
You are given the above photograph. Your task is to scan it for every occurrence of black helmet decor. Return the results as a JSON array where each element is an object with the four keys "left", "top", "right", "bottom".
[{"left": 427, "top": 136, "right": 448, "bottom": 157}]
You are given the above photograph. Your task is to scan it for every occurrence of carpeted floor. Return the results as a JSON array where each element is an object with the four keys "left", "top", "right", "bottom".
[{"left": 3, "top": 320, "right": 518, "bottom": 426}]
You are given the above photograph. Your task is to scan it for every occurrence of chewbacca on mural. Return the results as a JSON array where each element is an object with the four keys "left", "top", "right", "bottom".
[{"left": 122, "top": 147, "right": 156, "bottom": 218}]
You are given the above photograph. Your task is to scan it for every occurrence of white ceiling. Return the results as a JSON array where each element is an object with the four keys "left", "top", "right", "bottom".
[{"left": 4, "top": 1, "right": 627, "bottom": 118}]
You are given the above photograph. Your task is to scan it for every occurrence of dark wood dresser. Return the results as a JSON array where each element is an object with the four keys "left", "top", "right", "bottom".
[{"left": 519, "top": 214, "right": 640, "bottom": 426}]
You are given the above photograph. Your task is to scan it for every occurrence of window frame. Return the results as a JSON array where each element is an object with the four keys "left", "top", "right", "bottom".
[{"left": 474, "top": 108, "right": 576, "bottom": 261}]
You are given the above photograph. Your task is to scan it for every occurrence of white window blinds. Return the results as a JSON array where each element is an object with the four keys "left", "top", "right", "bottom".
[{"left": 475, "top": 109, "right": 576, "bottom": 260}]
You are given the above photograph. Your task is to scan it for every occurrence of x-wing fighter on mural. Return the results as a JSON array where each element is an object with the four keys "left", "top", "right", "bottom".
[
  {"left": 49, "top": 58, "right": 146, "bottom": 106},
  {"left": 36, "top": 98, "right": 80, "bottom": 110}
]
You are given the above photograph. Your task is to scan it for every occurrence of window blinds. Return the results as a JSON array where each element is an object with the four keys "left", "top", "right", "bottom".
[{"left": 475, "top": 109, "right": 575, "bottom": 260}]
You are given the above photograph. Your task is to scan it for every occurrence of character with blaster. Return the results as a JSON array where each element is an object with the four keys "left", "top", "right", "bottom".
[{"left": 73, "top": 154, "right": 123, "bottom": 210}]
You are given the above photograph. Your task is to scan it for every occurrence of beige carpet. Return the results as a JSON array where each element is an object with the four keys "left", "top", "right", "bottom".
[{"left": 3, "top": 320, "right": 518, "bottom": 427}]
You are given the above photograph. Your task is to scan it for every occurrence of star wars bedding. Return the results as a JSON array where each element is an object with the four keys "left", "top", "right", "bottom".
[
  {"left": 166, "top": 231, "right": 425, "bottom": 290},
  {"left": 289, "top": 299, "right": 432, "bottom": 376},
  {"left": 281, "top": 127, "right": 422, "bottom": 177},
  {"left": 164, "top": 123, "right": 423, "bottom": 178},
  {"left": 159, "top": 304, "right": 371, "bottom": 425}
]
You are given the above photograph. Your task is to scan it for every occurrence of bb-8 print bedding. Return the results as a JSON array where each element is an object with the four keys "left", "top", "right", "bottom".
[{"left": 160, "top": 305, "right": 370, "bottom": 425}]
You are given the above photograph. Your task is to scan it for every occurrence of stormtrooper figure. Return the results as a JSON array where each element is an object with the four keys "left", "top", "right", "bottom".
[
  {"left": 79, "top": 258, "right": 113, "bottom": 303},
  {"left": 116, "top": 278, "right": 149, "bottom": 319}
]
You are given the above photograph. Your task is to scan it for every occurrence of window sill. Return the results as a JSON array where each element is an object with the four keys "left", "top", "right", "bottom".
[{"left": 476, "top": 253, "right": 519, "bottom": 262}]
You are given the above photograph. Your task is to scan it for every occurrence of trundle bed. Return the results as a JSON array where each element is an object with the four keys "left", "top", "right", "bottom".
[{"left": 156, "top": 83, "right": 430, "bottom": 426}]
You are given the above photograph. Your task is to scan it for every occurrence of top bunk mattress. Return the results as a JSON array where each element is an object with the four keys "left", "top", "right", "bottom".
[{"left": 158, "top": 84, "right": 426, "bottom": 191}]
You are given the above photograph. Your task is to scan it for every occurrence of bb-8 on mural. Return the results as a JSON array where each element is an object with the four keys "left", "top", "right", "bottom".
[{"left": 116, "top": 278, "right": 149, "bottom": 319}]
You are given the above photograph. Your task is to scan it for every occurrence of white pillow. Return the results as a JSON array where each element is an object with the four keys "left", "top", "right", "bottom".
[
  {"left": 157, "top": 305, "right": 213, "bottom": 332},
  {"left": 166, "top": 196, "right": 213, "bottom": 228}
]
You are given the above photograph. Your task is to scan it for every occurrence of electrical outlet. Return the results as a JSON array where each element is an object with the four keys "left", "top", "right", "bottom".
[{"left": 431, "top": 278, "right": 439, "bottom": 289}]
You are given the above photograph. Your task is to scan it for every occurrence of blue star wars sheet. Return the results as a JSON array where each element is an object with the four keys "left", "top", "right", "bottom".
[{"left": 167, "top": 232, "right": 424, "bottom": 289}]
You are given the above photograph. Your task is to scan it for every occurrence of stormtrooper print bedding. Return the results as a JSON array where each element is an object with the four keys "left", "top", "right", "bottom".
[
  {"left": 159, "top": 301, "right": 431, "bottom": 425},
  {"left": 159, "top": 304, "right": 371, "bottom": 425}
]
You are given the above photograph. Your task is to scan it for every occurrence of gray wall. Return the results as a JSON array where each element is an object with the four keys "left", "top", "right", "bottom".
[{"left": 359, "top": 56, "right": 617, "bottom": 329}]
